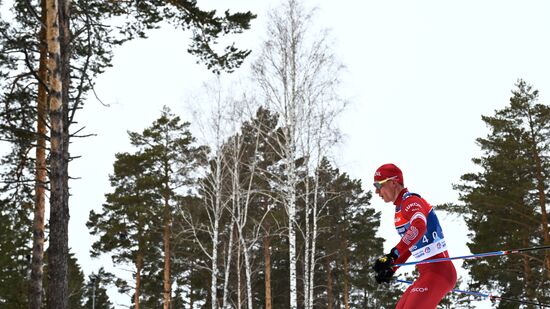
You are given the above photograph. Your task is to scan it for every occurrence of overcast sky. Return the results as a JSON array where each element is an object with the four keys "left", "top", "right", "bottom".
[{"left": 27, "top": 0, "right": 550, "bottom": 307}]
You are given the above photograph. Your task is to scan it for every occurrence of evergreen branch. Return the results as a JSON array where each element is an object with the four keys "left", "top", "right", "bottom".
[{"left": 23, "top": 0, "right": 43, "bottom": 26}]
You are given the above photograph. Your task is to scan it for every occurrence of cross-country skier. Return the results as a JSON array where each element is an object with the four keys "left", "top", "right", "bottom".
[{"left": 372, "top": 163, "right": 457, "bottom": 309}]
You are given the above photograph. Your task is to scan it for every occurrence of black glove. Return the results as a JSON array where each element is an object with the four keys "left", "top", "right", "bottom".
[
  {"left": 372, "top": 248, "right": 399, "bottom": 284},
  {"left": 374, "top": 267, "right": 395, "bottom": 283}
]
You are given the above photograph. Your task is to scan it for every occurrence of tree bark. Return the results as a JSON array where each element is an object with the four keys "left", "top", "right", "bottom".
[
  {"left": 163, "top": 191, "right": 172, "bottom": 309},
  {"left": 287, "top": 160, "right": 298, "bottom": 309},
  {"left": 237, "top": 236, "right": 242, "bottom": 309},
  {"left": 341, "top": 238, "right": 350, "bottom": 309},
  {"left": 29, "top": 1, "right": 48, "bottom": 308},
  {"left": 45, "top": 0, "right": 67, "bottom": 307},
  {"left": 135, "top": 252, "right": 143, "bottom": 309},
  {"left": 324, "top": 258, "right": 333, "bottom": 309},
  {"left": 263, "top": 230, "right": 272, "bottom": 309}
]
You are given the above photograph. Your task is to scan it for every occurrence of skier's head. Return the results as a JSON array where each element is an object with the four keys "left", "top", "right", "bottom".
[{"left": 373, "top": 163, "right": 404, "bottom": 203}]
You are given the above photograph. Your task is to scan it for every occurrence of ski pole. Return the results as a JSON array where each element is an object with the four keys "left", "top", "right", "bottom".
[
  {"left": 395, "top": 279, "right": 550, "bottom": 308},
  {"left": 394, "top": 244, "right": 550, "bottom": 267}
]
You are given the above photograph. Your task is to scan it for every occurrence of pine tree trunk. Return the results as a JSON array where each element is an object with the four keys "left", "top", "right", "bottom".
[
  {"left": 45, "top": 0, "right": 67, "bottom": 307},
  {"left": 59, "top": 0, "right": 71, "bottom": 288},
  {"left": 263, "top": 231, "right": 272, "bottom": 309},
  {"left": 29, "top": 2, "right": 48, "bottom": 307},
  {"left": 325, "top": 258, "right": 333, "bottom": 309},
  {"left": 163, "top": 193, "right": 172, "bottom": 309},
  {"left": 342, "top": 239, "right": 350, "bottom": 309},
  {"left": 135, "top": 253, "right": 143, "bottom": 309}
]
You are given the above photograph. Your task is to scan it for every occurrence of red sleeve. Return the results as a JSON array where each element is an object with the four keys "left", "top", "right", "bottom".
[
  {"left": 394, "top": 196, "right": 429, "bottom": 258},
  {"left": 393, "top": 249, "right": 411, "bottom": 270}
]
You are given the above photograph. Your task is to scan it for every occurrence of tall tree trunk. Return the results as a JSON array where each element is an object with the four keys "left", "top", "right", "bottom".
[
  {"left": 288, "top": 2, "right": 299, "bottom": 306},
  {"left": 303, "top": 177, "right": 311, "bottom": 309},
  {"left": 135, "top": 252, "right": 143, "bottom": 309},
  {"left": 237, "top": 238, "right": 242, "bottom": 309},
  {"left": 211, "top": 216, "right": 220, "bottom": 309},
  {"left": 59, "top": 0, "right": 71, "bottom": 289},
  {"left": 163, "top": 192, "right": 172, "bottom": 309},
  {"left": 45, "top": 0, "right": 67, "bottom": 307},
  {"left": 211, "top": 155, "right": 223, "bottom": 309},
  {"left": 221, "top": 223, "right": 234, "bottom": 309},
  {"left": 287, "top": 160, "right": 298, "bottom": 309},
  {"left": 49, "top": 0, "right": 72, "bottom": 306},
  {"left": 30, "top": 1, "right": 48, "bottom": 308},
  {"left": 308, "top": 171, "right": 320, "bottom": 309},
  {"left": 324, "top": 258, "right": 333, "bottom": 309},
  {"left": 263, "top": 229, "right": 272, "bottom": 309},
  {"left": 239, "top": 231, "right": 253, "bottom": 309},
  {"left": 341, "top": 239, "right": 350, "bottom": 309},
  {"left": 221, "top": 218, "right": 235, "bottom": 309}
]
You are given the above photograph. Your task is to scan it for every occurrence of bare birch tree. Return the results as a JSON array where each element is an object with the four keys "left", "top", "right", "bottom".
[
  {"left": 183, "top": 79, "right": 279, "bottom": 309},
  {"left": 226, "top": 100, "right": 281, "bottom": 309},
  {"left": 182, "top": 80, "right": 242, "bottom": 309},
  {"left": 302, "top": 82, "right": 345, "bottom": 309},
  {"left": 252, "top": 0, "right": 345, "bottom": 307}
]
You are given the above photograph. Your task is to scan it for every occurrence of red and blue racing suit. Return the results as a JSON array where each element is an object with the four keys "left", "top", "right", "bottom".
[{"left": 392, "top": 189, "right": 457, "bottom": 309}]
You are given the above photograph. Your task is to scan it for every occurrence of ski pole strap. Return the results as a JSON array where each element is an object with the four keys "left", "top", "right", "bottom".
[
  {"left": 395, "top": 279, "right": 550, "bottom": 307},
  {"left": 394, "top": 244, "right": 550, "bottom": 267}
]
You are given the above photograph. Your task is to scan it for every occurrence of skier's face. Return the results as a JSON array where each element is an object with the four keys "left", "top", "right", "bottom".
[{"left": 375, "top": 178, "right": 399, "bottom": 203}]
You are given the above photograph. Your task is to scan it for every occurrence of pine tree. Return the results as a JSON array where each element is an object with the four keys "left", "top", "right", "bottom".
[
  {"left": 42, "top": 250, "right": 88, "bottom": 308},
  {"left": 0, "top": 198, "right": 32, "bottom": 308},
  {"left": 87, "top": 151, "right": 163, "bottom": 309},
  {"left": 453, "top": 79, "right": 550, "bottom": 307},
  {"left": 83, "top": 268, "right": 115, "bottom": 309},
  {"left": 0, "top": 138, "right": 35, "bottom": 308},
  {"left": 67, "top": 252, "right": 87, "bottom": 308},
  {"left": 128, "top": 106, "right": 207, "bottom": 309}
]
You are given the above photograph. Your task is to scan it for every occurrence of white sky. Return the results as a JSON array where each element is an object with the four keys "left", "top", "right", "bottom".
[{"left": 6, "top": 0, "right": 548, "bottom": 307}]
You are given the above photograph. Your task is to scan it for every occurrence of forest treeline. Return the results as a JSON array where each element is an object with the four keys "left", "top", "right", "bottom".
[{"left": 1, "top": 0, "right": 549, "bottom": 308}]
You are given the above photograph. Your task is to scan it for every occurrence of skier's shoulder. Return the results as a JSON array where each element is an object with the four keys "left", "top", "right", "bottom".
[{"left": 401, "top": 192, "right": 428, "bottom": 213}]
